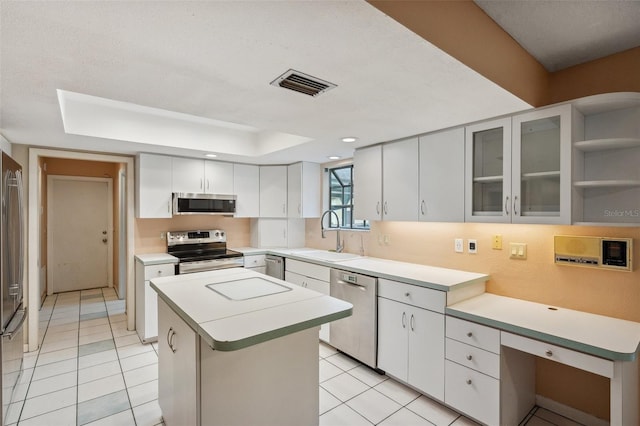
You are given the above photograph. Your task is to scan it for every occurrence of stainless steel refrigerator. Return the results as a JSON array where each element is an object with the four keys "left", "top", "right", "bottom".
[{"left": 1, "top": 151, "right": 26, "bottom": 425}]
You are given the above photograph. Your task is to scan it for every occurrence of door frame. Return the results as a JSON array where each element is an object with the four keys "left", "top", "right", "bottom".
[
  {"left": 28, "top": 148, "right": 135, "bottom": 352},
  {"left": 46, "top": 175, "right": 114, "bottom": 295}
]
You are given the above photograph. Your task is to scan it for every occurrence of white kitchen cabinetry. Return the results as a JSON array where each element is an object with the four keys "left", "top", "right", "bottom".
[
  {"left": 353, "top": 139, "right": 419, "bottom": 222},
  {"left": 572, "top": 93, "right": 640, "bottom": 225},
  {"left": 259, "top": 166, "right": 287, "bottom": 218},
  {"left": 465, "top": 104, "right": 572, "bottom": 224},
  {"left": 418, "top": 127, "right": 465, "bottom": 222},
  {"left": 285, "top": 259, "right": 330, "bottom": 342},
  {"left": 377, "top": 279, "right": 445, "bottom": 401},
  {"left": 204, "top": 161, "right": 234, "bottom": 194},
  {"left": 353, "top": 144, "right": 382, "bottom": 221},
  {"left": 243, "top": 254, "right": 266, "bottom": 274},
  {"left": 287, "top": 162, "right": 321, "bottom": 218},
  {"left": 233, "top": 164, "right": 260, "bottom": 218},
  {"left": 444, "top": 316, "right": 501, "bottom": 426},
  {"left": 135, "top": 153, "right": 172, "bottom": 218},
  {"left": 172, "top": 157, "right": 205, "bottom": 193},
  {"left": 135, "top": 257, "right": 175, "bottom": 343},
  {"left": 158, "top": 298, "right": 198, "bottom": 426},
  {"left": 250, "top": 218, "right": 305, "bottom": 248},
  {"left": 172, "top": 157, "right": 234, "bottom": 194}
]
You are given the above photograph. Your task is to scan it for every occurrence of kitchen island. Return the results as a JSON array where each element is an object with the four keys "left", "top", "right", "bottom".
[{"left": 150, "top": 268, "right": 352, "bottom": 426}]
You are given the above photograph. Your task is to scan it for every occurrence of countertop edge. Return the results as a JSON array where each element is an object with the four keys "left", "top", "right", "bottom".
[
  {"left": 201, "top": 308, "right": 352, "bottom": 351},
  {"left": 445, "top": 306, "right": 639, "bottom": 362},
  {"left": 134, "top": 254, "right": 179, "bottom": 266}
]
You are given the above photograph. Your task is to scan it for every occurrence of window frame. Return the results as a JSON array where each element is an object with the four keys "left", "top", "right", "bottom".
[{"left": 327, "top": 164, "right": 369, "bottom": 230}]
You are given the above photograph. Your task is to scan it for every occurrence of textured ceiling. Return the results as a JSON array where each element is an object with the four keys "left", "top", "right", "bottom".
[
  {"left": 475, "top": 0, "right": 640, "bottom": 72},
  {"left": 0, "top": 1, "right": 530, "bottom": 164}
]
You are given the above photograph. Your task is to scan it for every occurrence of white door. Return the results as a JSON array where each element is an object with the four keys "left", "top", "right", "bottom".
[{"left": 48, "top": 176, "right": 112, "bottom": 293}]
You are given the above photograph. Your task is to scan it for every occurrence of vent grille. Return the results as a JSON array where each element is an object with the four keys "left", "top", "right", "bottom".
[{"left": 271, "top": 69, "right": 337, "bottom": 97}]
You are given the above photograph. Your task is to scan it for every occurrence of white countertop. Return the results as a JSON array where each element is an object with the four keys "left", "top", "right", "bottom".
[
  {"left": 150, "top": 268, "right": 352, "bottom": 351},
  {"left": 446, "top": 293, "right": 640, "bottom": 361},
  {"left": 259, "top": 247, "right": 488, "bottom": 292},
  {"left": 134, "top": 253, "right": 179, "bottom": 265}
]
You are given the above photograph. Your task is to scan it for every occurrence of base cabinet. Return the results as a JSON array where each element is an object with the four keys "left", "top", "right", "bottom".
[
  {"left": 135, "top": 259, "right": 175, "bottom": 343},
  {"left": 377, "top": 280, "right": 445, "bottom": 401},
  {"left": 157, "top": 299, "right": 198, "bottom": 426}
]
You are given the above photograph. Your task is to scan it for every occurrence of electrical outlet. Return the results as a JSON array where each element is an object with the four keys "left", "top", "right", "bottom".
[
  {"left": 468, "top": 239, "right": 478, "bottom": 254},
  {"left": 454, "top": 238, "right": 464, "bottom": 253},
  {"left": 492, "top": 235, "right": 503, "bottom": 250}
]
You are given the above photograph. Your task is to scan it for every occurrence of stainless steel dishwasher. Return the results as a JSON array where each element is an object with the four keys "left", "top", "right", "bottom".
[
  {"left": 265, "top": 255, "right": 284, "bottom": 280},
  {"left": 329, "top": 268, "right": 378, "bottom": 369}
]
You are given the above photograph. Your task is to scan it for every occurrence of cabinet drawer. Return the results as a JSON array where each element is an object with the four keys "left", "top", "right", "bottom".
[
  {"left": 446, "top": 316, "right": 500, "bottom": 354},
  {"left": 501, "top": 332, "right": 614, "bottom": 378},
  {"left": 378, "top": 278, "right": 445, "bottom": 313},
  {"left": 244, "top": 254, "right": 266, "bottom": 268},
  {"left": 445, "top": 360, "right": 499, "bottom": 426},
  {"left": 145, "top": 263, "right": 175, "bottom": 280},
  {"left": 285, "top": 259, "right": 330, "bottom": 282},
  {"left": 446, "top": 338, "right": 500, "bottom": 379}
]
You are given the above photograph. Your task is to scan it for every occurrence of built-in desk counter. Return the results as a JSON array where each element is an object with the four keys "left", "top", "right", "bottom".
[{"left": 447, "top": 294, "right": 640, "bottom": 425}]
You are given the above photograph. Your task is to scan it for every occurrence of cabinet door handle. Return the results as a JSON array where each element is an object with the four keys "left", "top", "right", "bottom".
[
  {"left": 467, "top": 332, "right": 473, "bottom": 338},
  {"left": 410, "top": 314, "right": 415, "bottom": 331},
  {"left": 383, "top": 201, "right": 388, "bottom": 215},
  {"left": 207, "top": 179, "right": 210, "bottom": 190},
  {"left": 513, "top": 195, "right": 519, "bottom": 216},
  {"left": 401, "top": 312, "right": 406, "bottom": 329},
  {"left": 167, "top": 327, "right": 174, "bottom": 350},
  {"left": 466, "top": 355, "right": 473, "bottom": 361},
  {"left": 169, "top": 329, "right": 177, "bottom": 353},
  {"left": 466, "top": 379, "right": 472, "bottom": 385},
  {"left": 200, "top": 178, "right": 204, "bottom": 190},
  {"left": 545, "top": 350, "right": 553, "bottom": 357},
  {"left": 376, "top": 202, "right": 380, "bottom": 215},
  {"left": 504, "top": 196, "right": 510, "bottom": 215},
  {"left": 420, "top": 200, "right": 426, "bottom": 216}
]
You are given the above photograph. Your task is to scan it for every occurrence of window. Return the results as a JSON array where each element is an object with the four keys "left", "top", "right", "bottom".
[{"left": 328, "top": 165, "right": 369, "bottom": 229}]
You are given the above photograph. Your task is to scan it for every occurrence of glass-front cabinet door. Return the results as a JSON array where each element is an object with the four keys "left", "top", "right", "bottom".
[
  {"left": 465, "top": 117, "right": 512, "bottom": 222},
  {"left": 511, "top": 104, "right": 572, "bottom": 224}
]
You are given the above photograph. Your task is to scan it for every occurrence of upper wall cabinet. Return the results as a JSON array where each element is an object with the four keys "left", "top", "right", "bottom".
[
  {"left": 287, "top": 162, "right": 321, "bottom": 219},
  {"left": 353, "top": 139, "right": 419, "bottom": 222},
  {"left": 233, "top": 164, "right": 260, "bottom": 218},
  {"left": 572, "top": 93, "right": 640, "bottom": 226},
  {"left": 353, "top": 145, "right": 383, "bottom": 221},
  {"left": 172, "top": 158, "right": 234, "bottom": 194},
  {"left": 419, "top": 128, "right": 465, "bottom": 222},
  {"left": 383, "top": 138, "right": 419, "bottom": 222},
  {"left": 136, "top": 153, "right": 172, "bottom": 218},
  {"left": 259, "top": 165, "right": 287, "bottom": 218},
  {"left": 465, "top": 104, "right": 572, "bottom": 224}
]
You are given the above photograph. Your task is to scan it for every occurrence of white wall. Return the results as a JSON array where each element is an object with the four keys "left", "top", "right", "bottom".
[{"left": 0, "top": 134, "right": 12, "bottom": 155}]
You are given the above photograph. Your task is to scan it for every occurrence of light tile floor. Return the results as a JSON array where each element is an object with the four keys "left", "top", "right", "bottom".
[{"left": 8, "top": 288, "right": 584, "bottom": 426}]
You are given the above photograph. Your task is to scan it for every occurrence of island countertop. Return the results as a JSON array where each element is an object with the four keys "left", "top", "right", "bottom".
[{"left": 150, "top": 268, "right": 352, "bottom": 351}]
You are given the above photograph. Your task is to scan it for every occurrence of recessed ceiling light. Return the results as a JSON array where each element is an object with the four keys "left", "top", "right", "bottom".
[
  {"left": 205, "top": 153, "right": 217, "bottom": 158},
  {"left": 328, "top": 156, "right": 341, "bottom": 160},
  {"left": 341, "top": 137, "right": 357, "bottom": 143}
]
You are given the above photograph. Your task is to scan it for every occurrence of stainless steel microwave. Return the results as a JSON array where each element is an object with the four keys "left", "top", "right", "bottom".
[{"left": 172, "top": 193, "right": 236, "bottom": 215}]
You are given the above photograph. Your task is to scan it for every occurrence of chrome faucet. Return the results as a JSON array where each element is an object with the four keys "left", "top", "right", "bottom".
[{"left": 320, "top": 209, "right": 343, "bottom": 253}]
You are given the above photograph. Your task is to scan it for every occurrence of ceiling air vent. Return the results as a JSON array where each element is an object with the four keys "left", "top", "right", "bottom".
[{"left": 270, "top": 69, "right": 337, "bottom": 97}]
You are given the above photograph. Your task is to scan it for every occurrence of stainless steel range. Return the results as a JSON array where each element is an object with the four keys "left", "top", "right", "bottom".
[{"left": 167, "top": 229, "right": 243, "bottom": 274}]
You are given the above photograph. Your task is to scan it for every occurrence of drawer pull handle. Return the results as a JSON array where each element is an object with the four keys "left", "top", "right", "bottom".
[
  {"left": 466, "top": 355, "right": 473, "bottom": 361},
  {"left": 466, "top": 379, "right": 472, "bottom": 385},
  {"left": 405, "top": 292, "right": 410, "bottom": 297},
  {"left": 467, "top": 332, "right": 473, "bottom": 337},
  {"left": 545, "top": 350, "right": 553, "bottom": 357}
]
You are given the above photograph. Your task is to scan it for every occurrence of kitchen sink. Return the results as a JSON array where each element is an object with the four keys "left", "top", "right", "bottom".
[{"left": 294, "top": 250, "right": 362, "bottom": 262}]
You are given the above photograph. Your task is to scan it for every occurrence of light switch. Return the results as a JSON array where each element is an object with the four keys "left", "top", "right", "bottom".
[{"left": 509, "top": 243, "right": 527, "bottom": 260}]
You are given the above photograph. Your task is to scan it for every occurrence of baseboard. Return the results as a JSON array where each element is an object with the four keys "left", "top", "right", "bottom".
[{"left": 536, "top": 395, "right": 609, "bottom": 426}]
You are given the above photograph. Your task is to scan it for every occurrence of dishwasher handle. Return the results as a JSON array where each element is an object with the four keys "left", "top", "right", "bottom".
[{"left": 334, "top": 279, "right": 367, "bottom": 291}]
